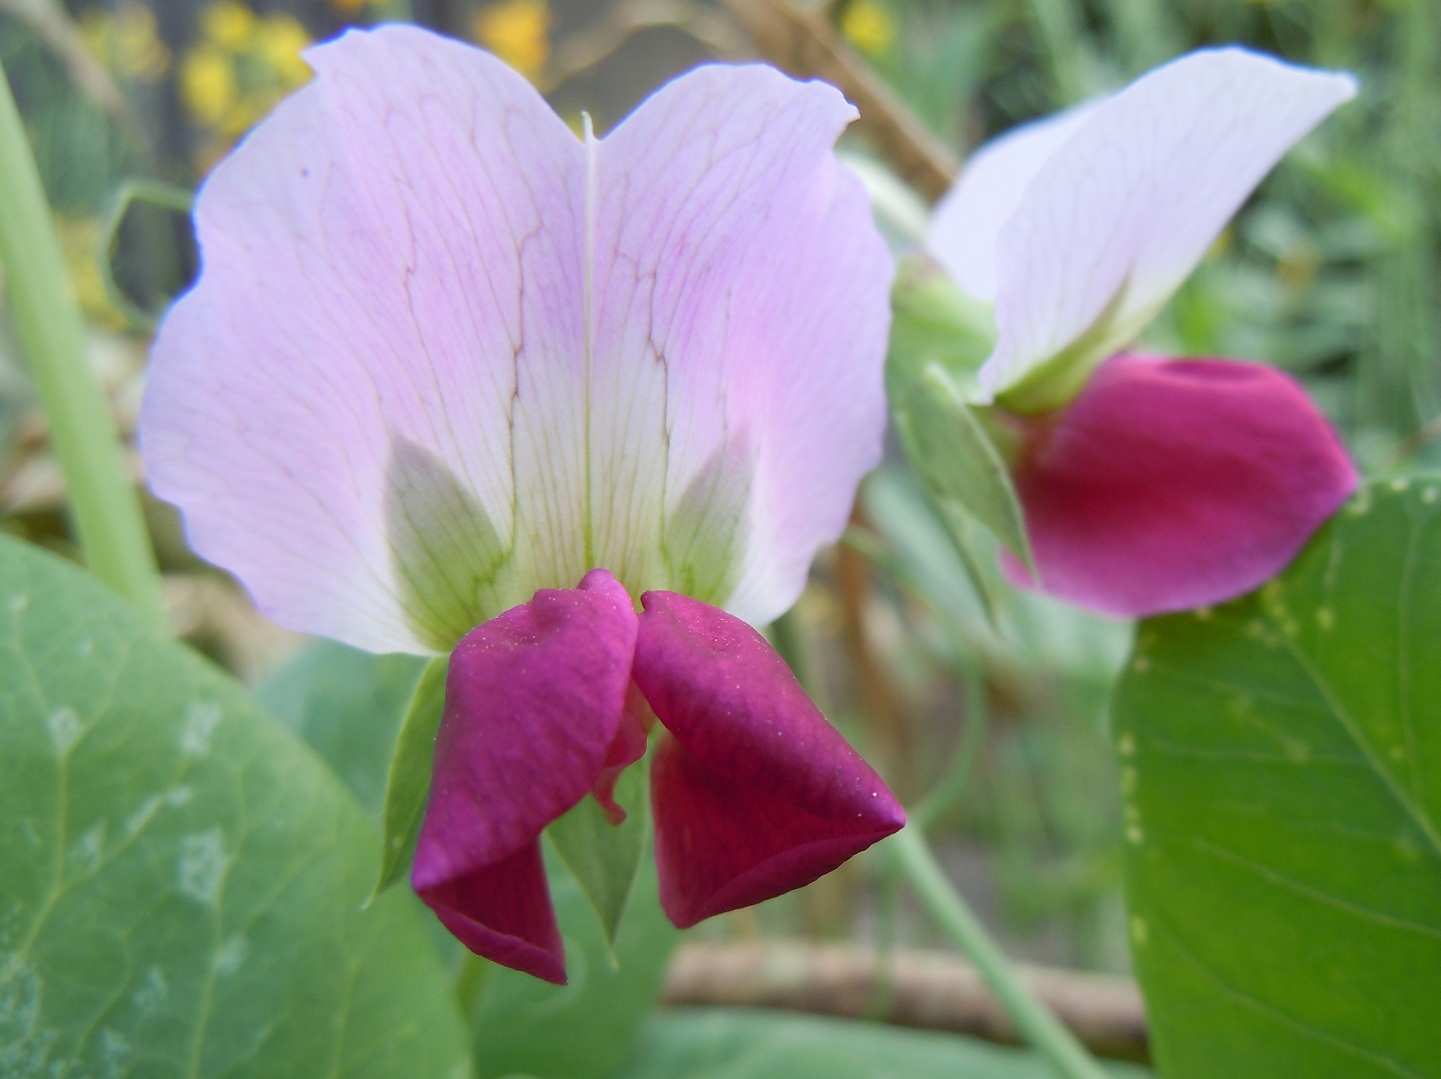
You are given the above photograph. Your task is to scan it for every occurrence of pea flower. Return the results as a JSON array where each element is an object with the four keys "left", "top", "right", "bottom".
[
  {"left": 925, "top": 48, "right": 1359, "bottom": 616},
  {"left": 139, "top": 25, "right": 904, "bottom": 983}
]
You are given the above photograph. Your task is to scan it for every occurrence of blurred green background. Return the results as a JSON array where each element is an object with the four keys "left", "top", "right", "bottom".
[{"left": 1, "top": 0, "right": 1435, "bottom": 996}]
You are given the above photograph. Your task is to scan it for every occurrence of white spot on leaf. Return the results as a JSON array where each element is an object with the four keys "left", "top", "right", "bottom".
[
  {"left": 6, "top": 594, "right": 26, "bottom": 614},
  {"left": 0, "top": 955, "right": 57, "bottom": 1075},
  {"left": 46, "top": 707, "right": 83, "bottom": 754},
  {"left": 178, "top": 829, "right": 229, "bottom": 905},
  {"left": 98, "top": 1027, "right": 131, "bottom": 1078},
  {"left": 132, "top": 967, "right": 167, "bottom": 1011},
  {"left": 68, "top": 821, "right": 106, "bottom": 875},
  {"left": 181, "top": 701, "right": 223, "bottom": 756},
  {"left": 215, "top": 935, "right": 249, "bottom": 977},
  {"left": 125, "top": 796, "right": 163, "bottom": 839}
]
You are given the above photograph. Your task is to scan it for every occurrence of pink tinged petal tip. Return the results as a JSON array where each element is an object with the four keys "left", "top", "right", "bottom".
[
  {"left": 412, "top": 569, "right": 638, "bottom": 983},
  {"left": 631, "top": 591, "right": 905, "bottom": 929},
  {"left": 1000, "top": 354, "right": 1358, "bottom": 617}
]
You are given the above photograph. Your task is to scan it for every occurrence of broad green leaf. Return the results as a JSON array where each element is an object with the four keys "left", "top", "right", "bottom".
[
  {"left": 255, "top": 639, "right": 427, "bottom": 816},
  {"left": 1113, "top": 478, "right": 1441, "bottom": 1078},
  {"left": 468, "top": 851, "right": 679, "bottom": 1079},
  {"left": 613, "top": 1009, "right": 1152, "bottom": 1079},
  {"left": 0, "top": 536, "right": 470, "bottom": 1079},
  {"left": 257, "top": 642, "right": 446, "bottom": 900},
  {"left": 373, "top": 657, "right": 448, "bottom": 898},
  {"left": 547, "top": 756, "right": 649, "bottom": 955}
]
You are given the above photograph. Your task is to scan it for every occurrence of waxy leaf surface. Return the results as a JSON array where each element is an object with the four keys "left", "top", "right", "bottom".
[
  {"left": 0, "top": 536, "right": 468, "bottom": 1078},
  {"left": 255, "top": 638, "right": 428, "bottom": 816},
  {"left": 1113, "top": 479, "right": 1441, "bottom": 1077}
]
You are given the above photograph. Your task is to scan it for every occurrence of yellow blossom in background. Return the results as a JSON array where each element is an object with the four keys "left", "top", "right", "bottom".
[
  {"left": 80, "top": 2, "right": 171, "bottom": 83},
  {"left": 840, "top": 0, "right": 896, "bottom": 58},
  {"left": 181, "top": 46, "right": 236, "bottom": 128},
  {"left": 200, "top": 1, "right": 258, "bottom": 50},
  {"left": 474, "top": 0, "right": 550, "bottom": 80},
  {"left": 54, "top": 216, "right": 128, "bottom": 332},
  {"left": 257, "top": 15, "right": 314, "bottom": 87},
  {"left": 182, "top": 3, "right": 314, "bottom": 167}
]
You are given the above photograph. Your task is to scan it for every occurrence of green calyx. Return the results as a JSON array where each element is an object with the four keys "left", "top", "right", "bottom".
[{"left": 886, "top": 253, "right": 998, "bottom": 404}]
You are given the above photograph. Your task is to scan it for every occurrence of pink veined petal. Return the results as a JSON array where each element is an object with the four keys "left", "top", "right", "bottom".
[
  {"left": 139, "top": 26, "right": 586, "bottom": 653},
  {"left": 999, "top": 354, "right": 1358, "bottom": 617},
  {"left": 590, "top": 65, "right": 893, "bottom": 625},
  {"left": 141, "top": 31, "right": 891, "bottom": 650},
  {"left": 631, "top": 591, "right": 905, "bottom": 929},
  {"left": 974, "top": 47, "right": 1356, "bottom": 402},
  {"left": 412, "top": 569, "right": 638, "bottom": 983}
]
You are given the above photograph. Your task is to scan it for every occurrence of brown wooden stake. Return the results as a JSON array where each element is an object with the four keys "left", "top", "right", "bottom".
[
  {"left": 719, "top": 0, "right": 960, "bottom": 202},
  {"left": 662, "top": 940, "right": 1150, "bottom": 1063}
]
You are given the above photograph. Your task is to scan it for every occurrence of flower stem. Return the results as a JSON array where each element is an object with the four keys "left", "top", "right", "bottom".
[
  {"left": 0, "top": 63, "right": 164, "bottom": 623},
  {"left": 890, "top": 824, "right": 1111, "bottom": 1079}
]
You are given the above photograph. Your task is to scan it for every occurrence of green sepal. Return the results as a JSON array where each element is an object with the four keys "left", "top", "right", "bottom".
[
  {"left": 546, "top": 753, "right": 650, "bottom": 960},
  {"left": 887, "top": 254, "right": 1035, "bottom": 603},
  {"left": 371, "top": 655, "right": 449, "bottom": 901},
  {"left": 886, "top": 253, "right": 998, "bottom": 397},
  {"left": 891, "top": 358, "right": 1035, "bottom": 569}
]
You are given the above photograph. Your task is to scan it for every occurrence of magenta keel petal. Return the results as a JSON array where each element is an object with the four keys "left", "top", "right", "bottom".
[
  {"left": 412, "top": 570, "right": 639, "bottom": 981},
  {"left": 421, "top": 841, "right": 565, "bottom": 984},
  {"left": 632, "top": 591, "right": 905, "bottom": 928},
  {"left": 1002, "top": 354, "right": 1358, "bottom": 616}
]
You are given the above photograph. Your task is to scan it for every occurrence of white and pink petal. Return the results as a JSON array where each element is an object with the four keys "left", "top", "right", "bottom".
[
  {"left": 926, "top": 48, "right": 1356, "bottom": 408},
  {"left": 141, "top": 28, "right": 891, "bottom": 652}
]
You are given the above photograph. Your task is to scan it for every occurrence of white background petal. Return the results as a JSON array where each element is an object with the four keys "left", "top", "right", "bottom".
[
  {"left": 926, "top": 104, "right": 1095, "bottom": 303},
  {"left": 949, "top": 48, "right": 1355, "bottom": 401}
]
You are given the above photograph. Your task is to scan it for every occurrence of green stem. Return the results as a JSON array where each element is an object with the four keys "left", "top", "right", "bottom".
[
  {"left": 890, "top": 825, "right": 1110, "bottom": 1079},
  {"left": 0, "top": 63, "right": 164, "bottom": 622}
]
